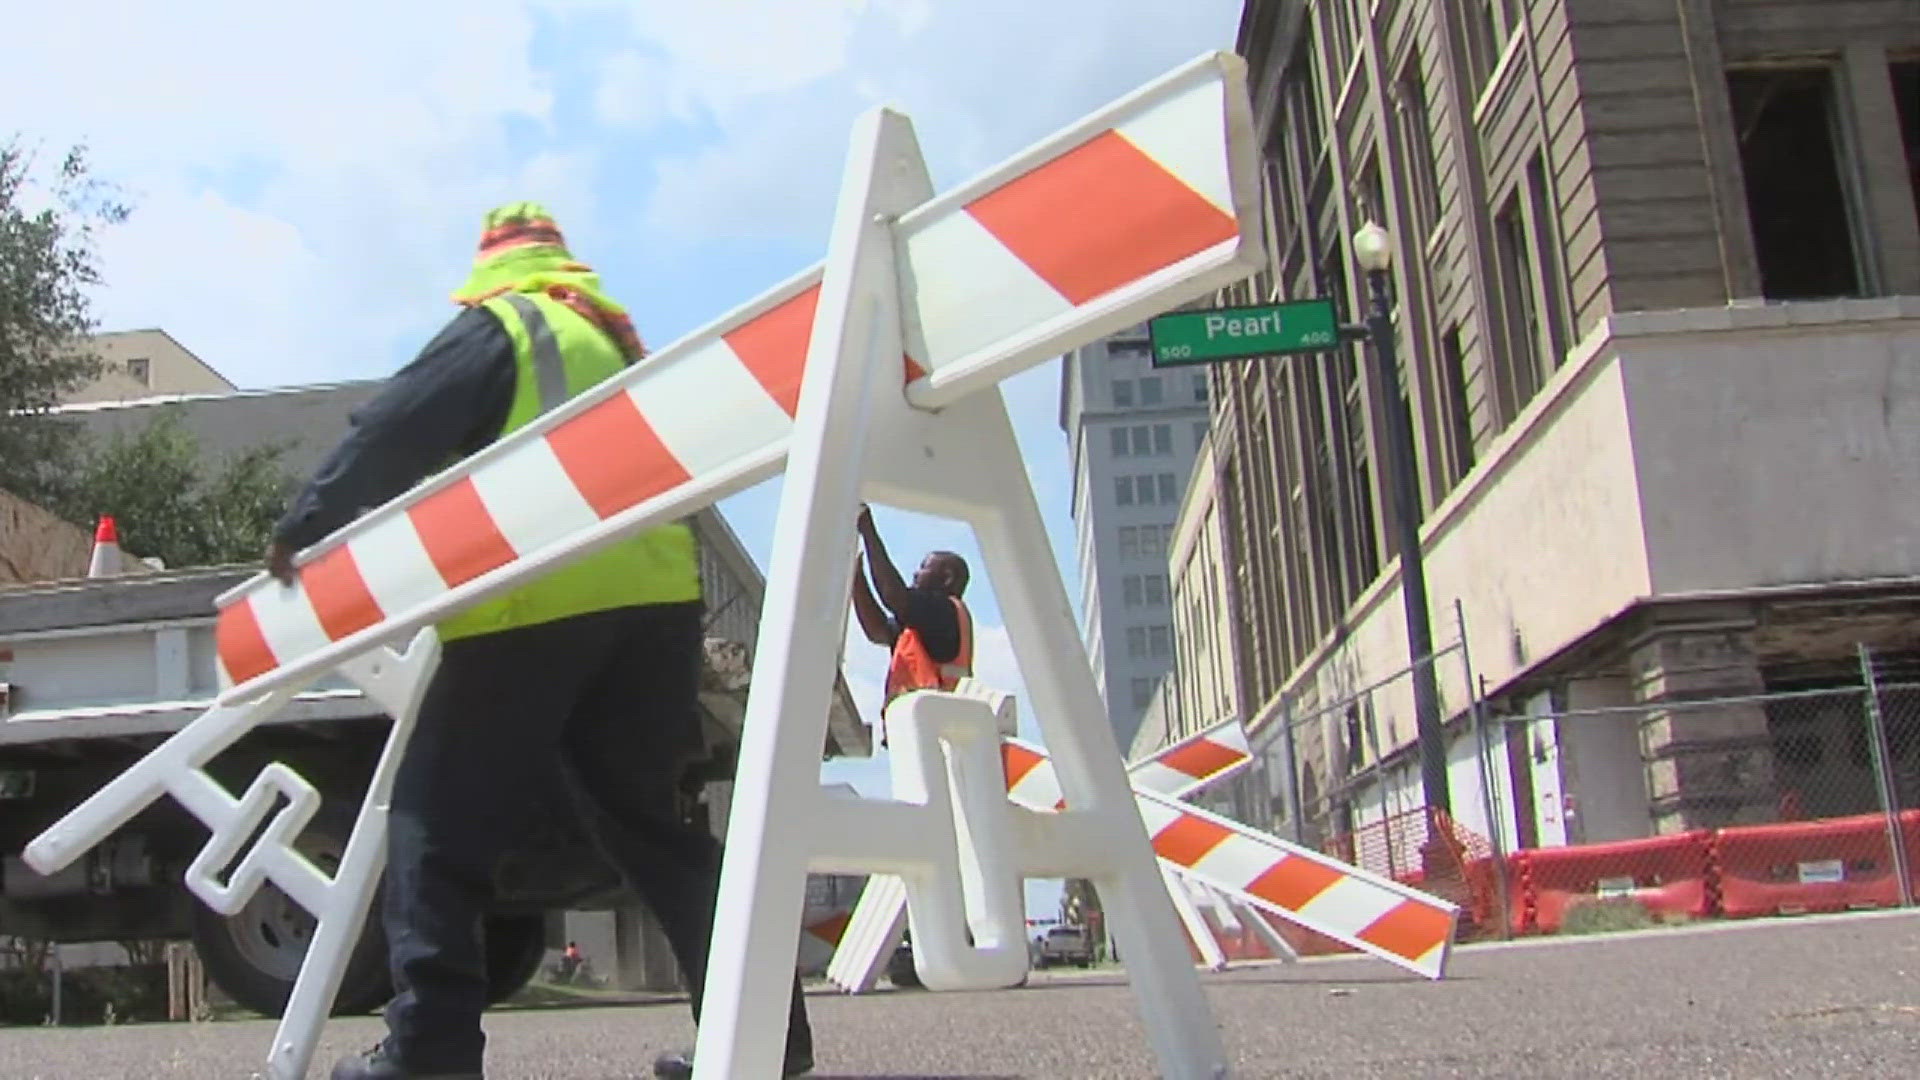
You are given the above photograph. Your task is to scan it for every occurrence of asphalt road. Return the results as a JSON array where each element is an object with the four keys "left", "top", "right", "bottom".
[{"left": 3, "top": 910, "right": 1918, "bottom": 1078}]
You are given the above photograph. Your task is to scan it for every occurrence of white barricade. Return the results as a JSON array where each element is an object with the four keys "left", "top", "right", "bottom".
[
  {"left": 827, "top": 713, "right": 1254, "bottom": 992},
  {"left": 28, "top": 50, "right": 1265, "bottom": 1079}
]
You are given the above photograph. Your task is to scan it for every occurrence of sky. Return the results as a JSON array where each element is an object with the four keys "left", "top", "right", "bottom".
[{"left": 8, "top": 0, "right": 1245, "bottom": 916}]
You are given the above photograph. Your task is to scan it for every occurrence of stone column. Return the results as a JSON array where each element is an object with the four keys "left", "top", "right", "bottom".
[{"left": 1630, "top": 628, "right": 1777, "bottom": 833}]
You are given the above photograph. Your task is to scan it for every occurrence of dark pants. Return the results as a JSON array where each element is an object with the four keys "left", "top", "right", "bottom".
[{"left": 380, "top": 601, "right": 814, "bottom": 1072}]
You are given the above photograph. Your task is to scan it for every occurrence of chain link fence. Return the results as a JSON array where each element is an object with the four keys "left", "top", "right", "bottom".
[{"left": 1216, "top": 642, "right": 1920, "bottom": 955}]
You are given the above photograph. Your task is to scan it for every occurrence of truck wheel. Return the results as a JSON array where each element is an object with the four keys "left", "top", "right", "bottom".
[
  {"left": 189, "top": 814, "right": 392, "bottom": 1018},
  {"left": 483, "top": 914, "right": 548, "bottom": 1005}
]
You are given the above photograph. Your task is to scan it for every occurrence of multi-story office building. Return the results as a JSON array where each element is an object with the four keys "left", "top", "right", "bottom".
[
  {"left": 1061, "top": 325, "right": 1214, "bottom": 752},
  {"left": 1206, "top": 0, "right": 1920, "bottom": 846}
]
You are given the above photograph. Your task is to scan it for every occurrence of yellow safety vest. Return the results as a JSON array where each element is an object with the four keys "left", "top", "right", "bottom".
[{"left": 435, "top": 291, "right": 702, "bottom": 642}]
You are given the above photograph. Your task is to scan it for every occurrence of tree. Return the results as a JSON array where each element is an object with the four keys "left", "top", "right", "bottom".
[
  {"left": 39, "top": 407, "right": 295, "bottom": 569},
  {"left": 0, "top": 137, "right": 130, "bottom": 495}
]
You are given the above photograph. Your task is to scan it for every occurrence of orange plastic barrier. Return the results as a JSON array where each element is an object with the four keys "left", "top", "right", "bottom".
[
  {"left": 1460, "top": 855, "right": 1529, "bottom": 936},
  {"left": 1715, "top": 811, "right": 1915, "bottom": 918},
  {"left": 1519, "top": 831, "right": 1715, "bottom": 933}
]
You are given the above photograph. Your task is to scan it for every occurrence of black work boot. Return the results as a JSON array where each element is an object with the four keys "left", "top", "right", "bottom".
[
  {"left": 652, "top": 1048, "right": 813, "bottom": 1078},
  {"left": 330, "top": 1042, "right": 483, "bottom": 1080}
]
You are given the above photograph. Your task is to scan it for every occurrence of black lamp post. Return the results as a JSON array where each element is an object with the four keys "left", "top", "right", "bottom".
[{"left": 1350, "top": 221, "right": 1451, "bottom": 816}]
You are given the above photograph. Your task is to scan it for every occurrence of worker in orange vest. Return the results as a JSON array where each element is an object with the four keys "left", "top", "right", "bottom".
[{"left": 849, "top": 503, "right": 973, "bottom": 743}]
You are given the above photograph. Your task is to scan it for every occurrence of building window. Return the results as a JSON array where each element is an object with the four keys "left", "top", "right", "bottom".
[
  {"left": 1110, "top": 339, "right": 1151, "bottom": 360},
  {"left": 1437, "top": 326, "right": 1476, "bottom": 485},
  {"left": 1123, "top": 575, "right": 1144, "bottom": 606},
  {"left": 1395, "top": 54, "right": 1442, "bottom": 242},
  {"left": 1110, "top": 427, "right": 1130, "bottom": 456},
  {"left": 1728, "top": 66, "right": 1866, "bottom": 300},
  {"left": 1131, "top": 475, "right": 1154, "bottom": 505},
  {"left": 1127, "top": 626, "right": 1149, "bottom": 660},
  {"left": 1191, "top": 374, "right": 1209, "bottom": 403},
  {"left": 1156, "top": 473, "right": 1177, "bottom": 504},
  {"left": 1492, "top": 192, "right": 1545, "bottom": 418},
  {"left": 1139, "top": 376, "right": 1163, "bottom": 406},
  {"left": 1131, "top": 425, "right": 1153, "bottom": 454},
  {"left": 1193, "top": 420, "right": 1209, "bottom": 448},
  {"left": 1113, "top": 379, "right": 1135, "bottom": 407},
  {"left": 1145, "top": 574, "right": 1168, "bottom": 605},
  {"left": 1118, "top": 526, "right": 1140, "bottom": 558},
  {"left": 1152, "top": 423, "right": 1173, "bottom": 455},
  {"left": 1141, "top": 525, "right": 1164, "bottom": 559},
  {"left": 1149, "top": 625, "right": 1172, "bottom": 659},
  {"left": 1525, "top": 155, "right": 1570, "bottom": 370},
  {"left": 1131, "top": 678, "right": 1155, "bottom": 710},
  {"left": 1891, "top": 61, "right": 1918, "bottom": 225},
  {"left": 126, "top": 358, "right": 151, "bottom": 385},
  {"left": 1469, "top": 0, "right": 1517, "bottom": 86},
  {"left": 1114, "top": 476, "right": 1134, "bottom": 506}
]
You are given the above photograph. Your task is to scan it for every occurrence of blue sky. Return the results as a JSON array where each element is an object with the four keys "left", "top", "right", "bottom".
[{"left": 11, "top": 0, "right": 1243, "bottom": 914}]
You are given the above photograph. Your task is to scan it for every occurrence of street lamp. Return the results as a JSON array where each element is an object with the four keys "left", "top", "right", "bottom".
[{"left": 1348, "top": 220, "right": 1450, "bottom": 817}]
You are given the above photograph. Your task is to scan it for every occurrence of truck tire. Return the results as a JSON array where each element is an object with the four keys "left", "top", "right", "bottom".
[
  {"left": 482, "top": 914, "right": 548, "bottom": 1005},
  {"left": 189, "top": 810, "right": 392, "bottom": 1018}
]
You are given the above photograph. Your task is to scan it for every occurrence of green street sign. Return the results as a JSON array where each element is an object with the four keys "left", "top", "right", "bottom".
[{"left": 1147, "top": 298, "right": 1341, "bottom": 367}]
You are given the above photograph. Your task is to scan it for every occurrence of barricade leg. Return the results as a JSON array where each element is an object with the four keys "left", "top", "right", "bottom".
[
  {"left": 691, "top": 107, "right": 937, "bottom": 1079},
  {"left": 824, "top": 874, "right": 908, "bottom": 992},
  {"left": 266, "top": 632, "right": 440, "bottom": 1080},
  {"left": 1165, "top": 866, "right": 1228, "bottom": 971},
  {"left": 1234, "top": 896, "right": 1299, "bottom": 964}
]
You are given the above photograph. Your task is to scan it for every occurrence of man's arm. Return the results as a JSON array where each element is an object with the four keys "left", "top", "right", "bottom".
[
  {"left": 849, "top": 557, "right": 896, "bottom": 647},
  {"left": 854, "top": 503, "right": 911, "bottom": 615},
  {"left": 267, "top": 306, "right": 515, "bottom": 580}
]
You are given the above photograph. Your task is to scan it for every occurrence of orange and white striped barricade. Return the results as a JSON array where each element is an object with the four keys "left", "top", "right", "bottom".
[
  {"left": 828, "top": 713, "right": 1254, "bottom": 991},
  {"left": 1015, "top": 734, "right": 1456, "bottom": 978},
  {"left": 1003, "top": 732, "right": 1453, "bottom": 979},
  {"left": 27, "top": 51, "right": 1262, "bottom": 1080},
  {"left": 1137, "top": 788, "right": 1457, "bottom": 979}
]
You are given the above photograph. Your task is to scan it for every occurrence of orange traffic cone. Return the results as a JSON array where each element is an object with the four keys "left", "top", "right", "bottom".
[{"left": 88, "top": 516, "right": 124, "bottom": 578}]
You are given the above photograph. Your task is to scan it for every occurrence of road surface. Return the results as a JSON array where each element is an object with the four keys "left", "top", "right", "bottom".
[{"left": 2, "top": 910, "right": 1917, "bottom": 1077}]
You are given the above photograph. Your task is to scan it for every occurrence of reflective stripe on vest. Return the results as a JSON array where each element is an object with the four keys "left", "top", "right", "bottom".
[
  {"left": 498, "top": 292, "right": 568, "bottom": 416},
  {"left": 435, "top": 291, "right": 702, "bottom": 642}
]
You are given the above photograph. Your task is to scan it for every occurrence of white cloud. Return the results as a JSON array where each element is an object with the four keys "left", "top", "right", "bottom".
[
  {"left": 628, "top": 0, "right": 1243, "bottom": 248},
  {"left": 594, "top": 50, "right": 681, "bottom": 132}
]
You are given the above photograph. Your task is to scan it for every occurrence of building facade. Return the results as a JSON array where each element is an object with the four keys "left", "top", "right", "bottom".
[
  {"left": 1209, "top": 0, "right": 1920, "bottom": 848},
  {"left": 1061, "top": 324, "right": 1214, "bottom": 752}
]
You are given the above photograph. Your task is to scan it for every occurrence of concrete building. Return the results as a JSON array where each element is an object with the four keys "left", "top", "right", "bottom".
[
  {"left": 64, "top": 329, "right": 235, "bottom": 404},
  {"left": 1130, "top": 433, "right": 1242, "bottom": 761},
  {"left": 1060, "top": 324, "right": 1214, "bottom": 752},
  {"left": 1209, "top": 0, "right": 1920, "bottom": 850}
]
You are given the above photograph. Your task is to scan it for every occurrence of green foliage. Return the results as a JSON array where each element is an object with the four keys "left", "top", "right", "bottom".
[
  {"left": 0, "top": 136, "right": 130, "bottom": 488},
  {"left": 37, "top": 408, "right": 295, "bottom": 569}
]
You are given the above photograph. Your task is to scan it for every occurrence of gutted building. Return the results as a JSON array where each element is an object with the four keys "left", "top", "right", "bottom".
[{"left": 1208, "top": 0, "right": 1920, "bottom": 849}]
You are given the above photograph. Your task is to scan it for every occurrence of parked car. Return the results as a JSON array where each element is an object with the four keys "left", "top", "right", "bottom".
[{"left": 1035, "top": 925, "right": 1094, "bottom": 968}]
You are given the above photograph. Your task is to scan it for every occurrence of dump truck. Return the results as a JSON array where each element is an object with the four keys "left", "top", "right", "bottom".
[{"left": 0, "top": 508, "right": 869, "bottom": 1017}]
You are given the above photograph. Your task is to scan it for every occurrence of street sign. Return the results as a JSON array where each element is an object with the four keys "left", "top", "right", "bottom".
[{"left": 1148, "top": 297, "right": 1339, "bottom": 367}]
